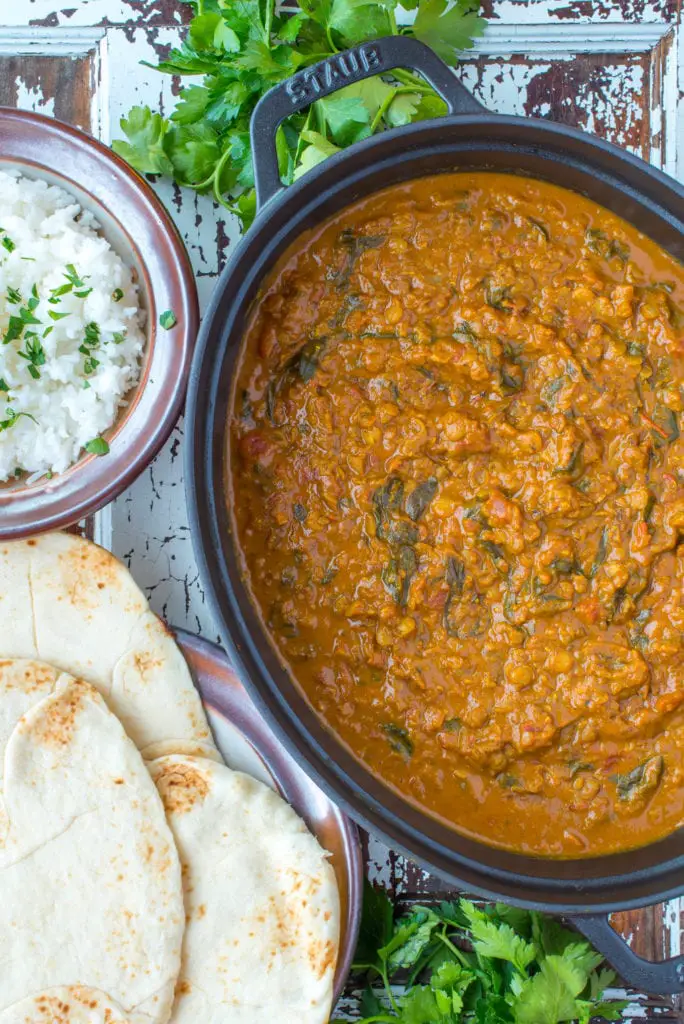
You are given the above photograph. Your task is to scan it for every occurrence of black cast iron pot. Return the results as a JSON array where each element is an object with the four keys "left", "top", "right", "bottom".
[{"left": 186, "top": 35, "right": 684, "bottom": 994}]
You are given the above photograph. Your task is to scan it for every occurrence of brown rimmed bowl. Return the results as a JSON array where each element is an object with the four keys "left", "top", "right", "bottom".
[{"left": 0, "top": 107, "right": 198, "bottom": 538}]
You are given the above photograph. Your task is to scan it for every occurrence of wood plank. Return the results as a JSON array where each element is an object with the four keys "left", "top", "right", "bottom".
[
  {"left": 0, "top": 52, "right": 96, "bottom": 128},
  {"left": 2, "top": 2, "right": 683, "bottom": 1019}
]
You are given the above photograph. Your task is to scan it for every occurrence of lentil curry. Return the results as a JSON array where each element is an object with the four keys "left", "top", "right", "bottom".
[{"left": 230, "top": 173, "right": 684, "bottom": 857}]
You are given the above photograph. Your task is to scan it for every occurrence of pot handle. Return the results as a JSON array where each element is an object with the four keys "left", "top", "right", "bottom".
[
  {"left": 250, "top": 35, "right": 484, "bottom": 209},
  {"left": 572, "top": 913, "right": 684, "bottom": 995}
]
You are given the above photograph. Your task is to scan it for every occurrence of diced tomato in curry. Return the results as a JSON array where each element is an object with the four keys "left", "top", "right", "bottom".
[{"left": 230, "top": 173, "right": 684, "bottom": 858}]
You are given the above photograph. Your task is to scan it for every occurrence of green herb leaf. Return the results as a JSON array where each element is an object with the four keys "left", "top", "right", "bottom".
[
  {"left": 18, "top": 335, "right": 47, "bottom": 378},
  {"left": 381, "top": 722, "right": 414, "bottom": 758},
  {"left": 347, "top": 891, "right": 631, "bottom": 1024},
  {"left": 159, "top": 310, "right": 178, "bottom": 330},
  {"left": 113, "top": 0, "right": 486, "bottom": 234},
  {"left": 113, "top": 107, "right": 175, "bottom": 176},
  {"left": 165, "top": 121, "right": 222, "bottom": 185},
  {"left": 328, "top": 0, "right": 395, "bottom": 47},
  {"left": 353, "top": 879, "right": 394, "bottom": 970},
  {"left": 318, "top": 93, "right": 371, "bottom": 147},
  {"left": 459, "top": 900, "right": 536, "bottom": 975},
  {"left": 84, "top": 436, "right": 110, "bottom": 456},
  {"left": 412, "top": 0, "right": 485, "bottom": 64},
  {"left": 614, "top": 755, "right": 664, "bottom": 802},
  {"left": 589, "top": 525, "right": 609, "bottom": 579},
  {"left": 383, "top": 907, "right": 443, "bottom": 972},
  {"left": 405, "top": 476, "right": 438, "bottom": 521},
  {"left": 0, "top": 408, "right": 37, "bottom": 432},
  {"left": 293, "top": 130, "right": 341, "bottom": 180},
  {"left": 293, "top": 501, "right": 308, "bottom": 522}
]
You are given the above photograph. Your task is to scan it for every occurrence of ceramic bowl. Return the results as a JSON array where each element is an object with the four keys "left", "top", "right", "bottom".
[{"left": 0, "top": 107, "right": 198, "bottom": 538}]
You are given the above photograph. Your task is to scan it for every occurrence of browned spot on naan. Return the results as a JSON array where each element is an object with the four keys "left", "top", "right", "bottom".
[
  {"left": 131, "top": 650, "right": 163, "bottom": 681},
  {"left": 156, "top": 762, "right": 210, "bottom": 814},
  {"left": 0, "top": 661, "right": 58, "bottom": 693},
  {"left": 310, "top": 937, "right": 336, "bottom": 980},
  {"left": 33, "top": 988, "right": 102, "bottom": 1022},
  {"left": 58, "top": 543, "right": 124, "bottom": 611},
  {"left": 25, "top": 679, "right": 90, "bottom": 748}
]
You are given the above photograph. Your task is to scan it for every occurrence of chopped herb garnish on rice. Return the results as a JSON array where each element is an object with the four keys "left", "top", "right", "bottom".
[
  {"left": 0, "top": 171, "right": 144, "bottom": 480},
  {"left": 84, "top": 436, "right": 110, "bottom": 456}
]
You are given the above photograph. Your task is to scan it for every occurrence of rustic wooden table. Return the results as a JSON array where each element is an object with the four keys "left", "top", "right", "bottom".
[{"left": 2, "top": 0, "right": 683, "bottom": 1018}]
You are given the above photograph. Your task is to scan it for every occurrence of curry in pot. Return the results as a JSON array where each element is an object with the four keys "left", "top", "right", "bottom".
[{"left": 230, "top": 173, "right": 684, "bottom": 857}]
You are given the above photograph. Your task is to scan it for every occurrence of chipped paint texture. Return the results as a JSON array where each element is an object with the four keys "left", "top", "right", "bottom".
[
  {"left": 3, "top": 0, "right": 684, "bottom": 1017},
  {"left": 12, "top": 73, "right": 55, "bottom": 114}
]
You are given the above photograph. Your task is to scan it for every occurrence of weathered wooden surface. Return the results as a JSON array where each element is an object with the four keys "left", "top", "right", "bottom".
[{"left": 2, "top": 0, "right": 683, "bottom": 1018}]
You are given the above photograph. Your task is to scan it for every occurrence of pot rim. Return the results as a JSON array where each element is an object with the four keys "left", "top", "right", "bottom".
[{"left": 186, "top": 108, "right": 684, "bottom": 912}]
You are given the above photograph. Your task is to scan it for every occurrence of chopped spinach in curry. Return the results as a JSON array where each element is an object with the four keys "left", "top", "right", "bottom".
[{"left": 231, "top": 172, "right": 684, "bottom": 858}]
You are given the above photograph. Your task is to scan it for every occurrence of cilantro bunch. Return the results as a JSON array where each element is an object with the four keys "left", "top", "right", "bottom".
[
  {"left": 112, "top": 0, "right": 484, "bottom": 229},
  {"left": 339, "top": 883, "right": 628, "bottom": 1023}
]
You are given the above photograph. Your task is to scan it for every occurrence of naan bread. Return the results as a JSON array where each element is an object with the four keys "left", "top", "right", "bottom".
[
  {"left": 150, "top": 756, "right": 340, "bottom": 1024},
  {"left": 0, "top": 661, "right": 184, "bottom": 1024},
  {"left": 0, "top": 533, "right": 217, "bottom": 761},
  {"left": 0, "top": 988, "right": 134, "bottom": 1024}
]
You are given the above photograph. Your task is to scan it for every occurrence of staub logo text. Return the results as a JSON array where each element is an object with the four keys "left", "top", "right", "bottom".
[{"left": 286, "top": 45, "right": 382, "bottom": 105}]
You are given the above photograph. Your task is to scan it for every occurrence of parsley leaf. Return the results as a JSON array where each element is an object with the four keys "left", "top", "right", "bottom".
[
  {"left": 18, "top": 335, "right": 47, "bottom": 379},
  {"left": 353, "top": 880, "right": 394, "bottom": 970},
  {"left": 318, "top": 93, "right": 371, "bottom": 146},
  {"left": 338, "top": 887, "right": 628, "bottom": 1024},
  {"left": 84, "top": 436, "right": 110, "bottom": 456},
  {"left": 113, "top": 108, "right": 175, "bottom": 176},
  {"left": 113, "top": 0, "right": 486, "bottom": 231},
  {"left": 164, "top": 122, "right": 221, "bottom": 185},
  {"left": 459, "top": 900, "right": 536, "bottom": 975},
  {"left": 293, "top": 130, "right": 340, "bottom": 179},
  {"left": 328, "top": 0, "right": 396, "bottom": 47},
  {"left": 160, "top": 310, "right": 178, "bottom": 330},
  {"left": 0, "top": 408, "right": 37, "bottom": 433},
  {"left": 412, "top": 0, "right": 485, "bottom": 64}
]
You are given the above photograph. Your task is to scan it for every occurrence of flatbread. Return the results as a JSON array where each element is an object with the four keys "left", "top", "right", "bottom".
[
  {"left": 150, "top": 756, "right": 340, "bottom": 1024},
  {"left": 0, "top": 988, "right": 134, "bottom": 1024},
  {"left": 0, "top": 661, "right": 184, "bottom": 1024},
  {"left": 0, "top": 533, "right": 217, "bottom": 761}
]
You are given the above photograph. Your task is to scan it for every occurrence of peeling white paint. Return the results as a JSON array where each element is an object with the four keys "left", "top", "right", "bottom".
[
  {"left": 13, "top": 72, "right": 55, "bottom": 114},
  {"left": 2, "top": 1, "right": 185, "bottom": 27},
  {"left": 364, "top": 835, "right": 395, "bottom": 887}
]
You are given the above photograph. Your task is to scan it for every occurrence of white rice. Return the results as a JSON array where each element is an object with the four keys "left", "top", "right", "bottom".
[{"left": 0, "top": 169, "right": 145, "bottom": 482}]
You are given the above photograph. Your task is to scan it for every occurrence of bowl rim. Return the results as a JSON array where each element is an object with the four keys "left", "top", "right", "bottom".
[{"left": 0, "top": 107, "right": 199, "bottom": 537}]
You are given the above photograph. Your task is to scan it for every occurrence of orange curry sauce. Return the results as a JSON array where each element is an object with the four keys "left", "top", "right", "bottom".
[{"left": 230, "top": 173, "right": 684, "bottom": 857}]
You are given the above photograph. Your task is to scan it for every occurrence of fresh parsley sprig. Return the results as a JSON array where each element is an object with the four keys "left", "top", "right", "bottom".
[
  {"left": 112, "top": 0, "right": 484, "bottom": 229},
  {"left": 339, "top": 882, "right": 628, "bottom": 1023}
]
